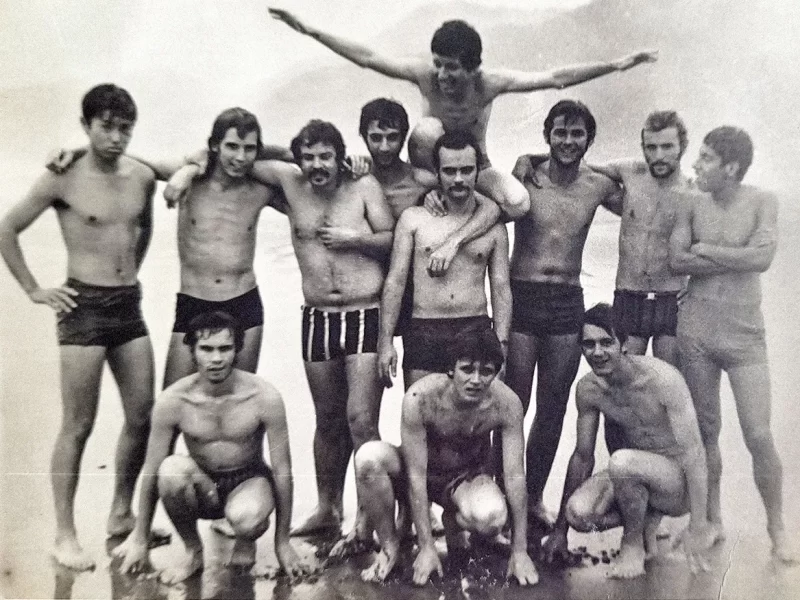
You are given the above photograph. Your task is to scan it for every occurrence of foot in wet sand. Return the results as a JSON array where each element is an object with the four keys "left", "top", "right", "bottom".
[
  {"left": 211, "top": 519, "right": 237, "bottom": 538},
  {"left": 361, "top": 539, "right": 400, "bottom": 583},
  {"left": 226, "top": 539, "right": 257, "bottom": 572},
  {"left": 290, "top": 507, "right": 341, "bottom": 537},
  {"left": 770, "top": 528, "right": 798, "bottom": 565},
  {"left": 329, "top": 527, "right": 376, "bottom": 560},
  {"left": 52, "top": 535, "right": 95, "bottom": 571},
  {"left": 608, "top": 543, "right": 646, "bottom": 579},
  {"left": 160, "top": 547, "right": 203, "bottom": 585}
]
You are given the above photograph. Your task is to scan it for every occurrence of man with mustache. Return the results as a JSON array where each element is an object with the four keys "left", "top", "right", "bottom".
[
  {"left": 670, "top": 126, "right": 794, "bottom": 562},
  {"left": 507, "top": 100, "right": 622, "bottom": 532},
  {"left": 169, "top": 119, "right": 394, "bottom": 539},
  {"left": 377, "top": 130, "right": 511, "bottom": 390},
  {"left": 269, "top": 9, "right": 655, "bottom": 216}
]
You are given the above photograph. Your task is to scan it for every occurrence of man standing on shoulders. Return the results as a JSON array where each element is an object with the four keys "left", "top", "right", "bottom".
[
  {"left": 112, "top": 311, "right": 314, "bottom": 583},
  {"left": 541, "top": 304, "right": 715, "bottom": 579},
  {"left": 377, "top": 130, "right": 511, "bottom": 389},
  {"left": 269, "top": 8, "right": 655, "bottom": 211},
  {"left": 670, "top": 126, "right": 794, "bottom": 562},
  {"left": 507, "top": 100, "right": 622, "bottom": 529},
  {"left": 0, "top": 84, "right": 156, "bottom": 570}
]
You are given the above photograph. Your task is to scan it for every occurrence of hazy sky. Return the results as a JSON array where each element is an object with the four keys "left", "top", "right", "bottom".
[{"left": 0, "top": 0, "right": 592, "bottom": 88}]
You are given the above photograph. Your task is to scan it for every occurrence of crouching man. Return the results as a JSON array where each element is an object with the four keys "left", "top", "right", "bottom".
[
  {"left": 112, "top": 311, "right": 313, "bottom": 583},
  {"left": 353, "top": 326, "right": 538, "bottom": 586},
  {"left": 542, "top": 303, "right": 715, "bottom": 578}
]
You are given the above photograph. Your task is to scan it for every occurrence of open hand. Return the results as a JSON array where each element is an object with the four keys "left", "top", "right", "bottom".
[
  {"left": 29, "top": 286, "right": 79, "bottom": 313},
  {"left": 268, "top": 8, "right": 311, "bottom": 35}
]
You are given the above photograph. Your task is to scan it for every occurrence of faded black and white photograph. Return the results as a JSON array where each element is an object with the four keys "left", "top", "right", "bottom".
[{"left": 1, "top": 1, "right": 799, "bottom": 598}]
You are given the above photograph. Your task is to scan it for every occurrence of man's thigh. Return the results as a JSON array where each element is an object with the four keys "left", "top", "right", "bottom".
[
  {"left": 610, "top": 450, "right": 687, "bottom": 517},
  {"left": 59, "top": 345, "right": 108, "bottom": 423}
]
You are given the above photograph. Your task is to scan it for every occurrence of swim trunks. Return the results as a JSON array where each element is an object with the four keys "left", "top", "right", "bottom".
[
  {"left": 426, "top": 427, "right": 494, "bottom": 513},
  {"left": 172, "top": 287, "right": 264, "bottom": 333},
  {"left": 677, "top": 296, "right": 768, "bottom": 442},
  {"left": 402, "top": 315, "right": 492, "bottom": 372},
  {"left": 613, "top": 289, "right": 679, "bottom": 338},
  {"left": 202, "top": 458, "right": 276, "bottom": 520},
  {"left": 301, "top": 306, "right": 380, "bottom": 362},
  {"left": 57, "top": 278, "right": 149, "bottom": 347},
  {"left": 510, "top": 280, "right": 584, "bottom": 336}
]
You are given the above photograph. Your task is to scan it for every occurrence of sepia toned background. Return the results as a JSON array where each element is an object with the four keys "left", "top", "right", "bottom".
[{"left": 2, "top": 0, "right": 799, "bottom": 598}]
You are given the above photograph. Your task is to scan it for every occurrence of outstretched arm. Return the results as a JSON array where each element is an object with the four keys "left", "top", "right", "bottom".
[
  {"left": 269, "top": 8, "right": 424, "bottom": 82},
  {"left": 690, "top": 193, "right": 778, "bottom": 273},
  {"left": 488, "top": 50, "right": 658, "bottom": 95}
]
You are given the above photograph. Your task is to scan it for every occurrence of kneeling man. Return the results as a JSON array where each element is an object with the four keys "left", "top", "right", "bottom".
[
  {"left": 354, "top": 327, "right": 538, "bottom": 586},
  {"left": 542, "top": 303, "right": 714, "bottom": 578},
  {"left": 112, "top": 311, "right": 311, "bottom": 583}
]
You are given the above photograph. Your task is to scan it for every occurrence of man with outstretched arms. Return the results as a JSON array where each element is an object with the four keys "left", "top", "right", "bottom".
[
  {"left": 506, "top": 100, "right": 623, "bottom": 527},
  {"left": 112, "top": 311, "right": 313, "bottom": 583},
  {"left": 170, "top": 119, "right": 393, "bottom": 538},
  {"left": 377, "top": 130, "right": 511, "bottom": 389},
  {"left": 670, "top": 126, "right": 794, "bottom": 561},
  {"left": 542, "top": 304, "right": 714, "bottom": 579},
  {"left": 0, "top": 84, "right": 156, "bottom": 570},
  {"left": 270, "top": 10, "right": 653, "bottom": 211},
  {"left": 355, "top": 327, "right": 538, "bottom": 585}
]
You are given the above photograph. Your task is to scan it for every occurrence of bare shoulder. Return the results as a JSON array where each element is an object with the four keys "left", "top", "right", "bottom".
[
  {"left": 491, "top": 380, "right": 523, "bottom": 420},
  {"left": 119, "top": 155, "right": 156, "bottom": 185},
  {"left": 575, "top": 374, "right": 604, "bottom": 410},
  {"left": 152, "top": 385, "right": 187, "bottom": 422},
  {"left": 350, "top": 173, "right": 384, "bottom": 197},
  {"left": 397, "top": 205, "right": 427, "bottom": 228},
  {"left": 404, "top": 373, "right": 448, "bottom": 417},
  {"left": 633, "top": 355, "right": 687, "bottom": 395},
  {"left": 580, "top": 164, "right": 617, "bottom": 191},
  {"left": 742, "top": 184, "right": 778, "bottom": 209}
]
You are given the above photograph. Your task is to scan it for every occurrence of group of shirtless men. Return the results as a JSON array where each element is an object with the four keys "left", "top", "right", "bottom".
[{"left": 0, "top": 7, "right": 793, "bottom": 589}]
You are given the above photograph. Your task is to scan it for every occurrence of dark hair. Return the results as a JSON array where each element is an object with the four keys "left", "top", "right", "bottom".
[
  {"left": 431, "top": 129, "right": 482, "bottom": 171},
  {"left": 447, "top": 326, "right": 504, "bottom": 372},
  {"left": 431, "top": 20, "right": 482, "bottom": 71},
  {"left": 205, "top": 107, "right": 263, "bottom": 177},
  {"left": 81, "top": 83, "right": 137, "bottom": 123},
  {"left": 641, "top": 110, "right": 688, "bottom": 154},
  {"left": 359, "top": 98, "right": 410, "bottom": 141},
  {"left": 703, "top": 126, "right": 754, "bottom": 181},
  {"left": 290, "top": 119, "right": 347, "bottom": 171},
  {"left": 183, "top": 311, "right": 244, "bottom": 353},
  {"left": 582, "top": 303, "right": 627, "bottom": 346},
  {"left": 543, "top": 99, "right": 597, "bottom": 147}
]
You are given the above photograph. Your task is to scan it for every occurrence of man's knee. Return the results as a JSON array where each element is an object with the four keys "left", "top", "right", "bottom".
[
  {"left": 565, "top": 495, "right": 597, "bottom": 533},
  {"left": 355, "top": 442, "right": 395, "bottom": 481},
  {"left": 608, "top": 449, "right": 640, "bottom": 480},
  {"left": 60, "top": 416, "right": 95, "bottom": 445},
  {"left": 226, "top": 494, "right": 272, "bottom": 540},
  {"left": 157, "top": 455, "right": 197, "bottom": 497},
  {"left": 408, "top": 118, "right": 445, "bottom": 170},
  {"left": 742, "top": 428, "right": 777, "bottom": 458}
]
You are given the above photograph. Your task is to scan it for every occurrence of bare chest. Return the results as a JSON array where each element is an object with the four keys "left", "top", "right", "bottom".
[
  {"left": 524, "top": 184, "right": 599, "bottom": 236},
  {"left": 180, "top": 399, "right": 262, "bottom": 442},
  {"left": 291, "top": 194, "right": 367, "bottom": 241},
  {"left": 180, "top": 187, "right": 265, "bottom": 236},
  {"left": 692, "top": 201, "right": 759, "bottom": 246},
  {"left": 59, "top": 177, "right": 146, "bottom": 227}
]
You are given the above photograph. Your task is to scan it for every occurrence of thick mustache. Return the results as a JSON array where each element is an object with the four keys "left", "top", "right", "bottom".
[{"left": 310, "top": 168, "right": 329, "bottom": 178}]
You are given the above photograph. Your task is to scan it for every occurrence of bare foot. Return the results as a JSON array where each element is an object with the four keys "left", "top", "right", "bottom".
[
  {"left": 529, "top": 503, "right": 556, "bottom": 534},
  {"left": 608, "top": 543, "right": 646, "bottom": 579},
  {"left": 160, "top": 547, "right": 203, "bottom": 585},
  {"left": 52, "top": 535, "right": 95, "bottom": 571},
  {"left": 290, "top": 507, "right": 341, "bottom": 538},
  {"left": 106, "top": 512, "right": 136, "bottom": 538},
  {"left": 329, "top": 527, "right": 375, "bottom": 560},
  {"left": 644, "top": 513, "right": 663, "bottom": 560},
  {"left": 429, "top": 507, "right": 445, "bottom": 536},
  {"left": 211, "top": 519, "right": 236, "bottom": 538},
  {"left": 361, "top": 539, "right": 400, "bottom": 583},
  {"left": 770, "top": 528, "right": 798, "bottom": 565},
  {"left": 226, "top": 539, "right": 257, "bottom": 571}
]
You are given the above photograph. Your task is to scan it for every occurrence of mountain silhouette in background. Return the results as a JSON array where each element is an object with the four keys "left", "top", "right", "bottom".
[{"left": 1, "top": 0, "right": 797, "bottom": 207}]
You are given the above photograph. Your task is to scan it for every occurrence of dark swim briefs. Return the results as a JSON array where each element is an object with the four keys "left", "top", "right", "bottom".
[
  {"left": 402, "top": 315, "right": 492, "bottom": 373},
  {"left": 57, "top": 278, "right": 149, "bottom": 347},
  {"left": 510, "top": 280, "right": 584, "bottom": 336},
  {"left": 202, "top": 458, "right": 276, "bottom": 520},
  {"left": 172, "top": 287, "right": 264, "bottom": 333},
  {"left": 613, "top": 289, "right": 679, "bottom": 338},
  {"left": 301, "top": 306, "right": 380, "bottom": 362},
  {"left": 427, "top": 466, "right": 493, "bottom": 514}
]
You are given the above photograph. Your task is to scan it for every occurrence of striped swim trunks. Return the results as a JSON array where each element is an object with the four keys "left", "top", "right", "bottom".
[{"left": 301, "top": 305, "right": 380, "bottom": 362}]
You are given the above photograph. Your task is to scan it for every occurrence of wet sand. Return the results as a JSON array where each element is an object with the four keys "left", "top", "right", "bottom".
[{"left": 2, "top": 190, "right": 799, "bottom": 599}]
